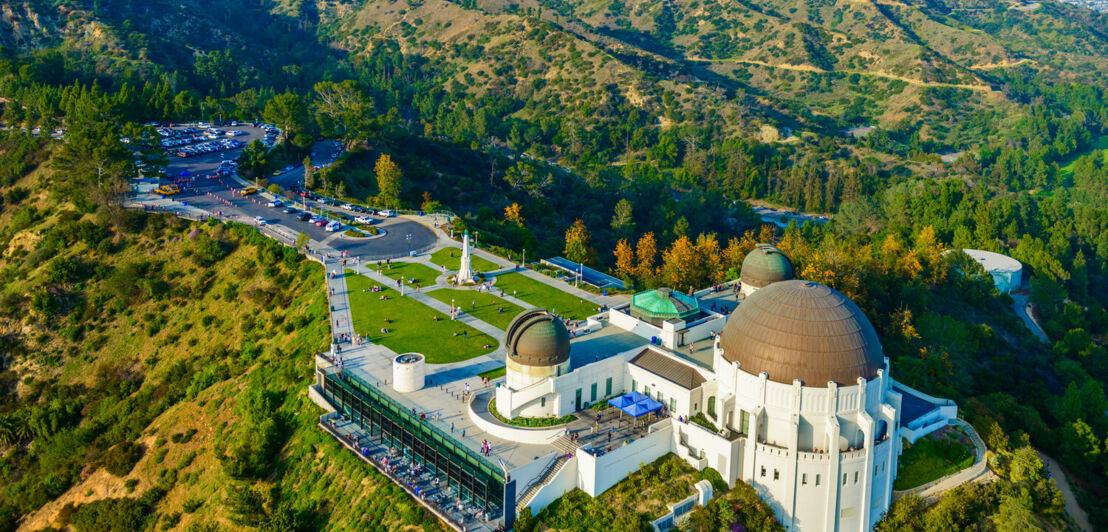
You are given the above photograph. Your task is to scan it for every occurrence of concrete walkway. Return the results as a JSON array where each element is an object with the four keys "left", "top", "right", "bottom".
[
  {"left": 1038, "top": 450, "right": 1092, "bottom": 532},
  {"left": 1011, "top": 292, "right": 1050, "bottom": 344}
]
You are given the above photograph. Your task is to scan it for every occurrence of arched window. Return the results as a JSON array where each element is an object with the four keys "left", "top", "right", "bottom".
[{"left": 707, "top": 396, "right": 717, "bottom": 417}]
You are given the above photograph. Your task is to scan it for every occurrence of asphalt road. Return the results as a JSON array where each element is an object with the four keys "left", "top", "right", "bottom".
[{"left": 163, "top": 130, "right": 437, "bottom": 261}]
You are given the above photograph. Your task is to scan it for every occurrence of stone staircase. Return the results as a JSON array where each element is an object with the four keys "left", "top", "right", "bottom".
[{"left": 516, "top": 441, "right": 575, "bottom": 511}]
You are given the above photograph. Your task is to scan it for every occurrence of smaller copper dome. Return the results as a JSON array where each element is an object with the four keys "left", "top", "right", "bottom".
[
  {"left": 741, "top": 244, "right": 794, "bottom": 288},
  {"left": 505, "top": 309, "right": 570, "bottom": 367}
]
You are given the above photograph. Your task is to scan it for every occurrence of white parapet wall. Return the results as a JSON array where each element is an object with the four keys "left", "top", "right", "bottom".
[
  {"left": 525, "top": 455, "right": 580, "bottom": 514},
  {"left": 469, "top": 391, "right": 565, "bottom": 445},
  {"left": 576, "top": 423, "right": 675, "bottom": 496}
]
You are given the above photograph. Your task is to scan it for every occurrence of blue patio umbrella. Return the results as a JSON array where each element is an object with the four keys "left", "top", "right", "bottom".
[
  {"left": 626, "top": 390, "right": 649, "bottom": 404},
  {"left": 608, "top": 395, "right": 635, "bottom": 409},
  {"left": 637, "top": 397, "right": 664, "bottom": 414}
]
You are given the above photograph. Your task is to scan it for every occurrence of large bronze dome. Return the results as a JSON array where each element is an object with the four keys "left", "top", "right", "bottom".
[
  {"left": 720, "top": 280, "right": 884, "bottom": 386},
  {"left": 505, "top": 309, "right": 570, "bottom": 367},
  {"left": 740, "top": 244, "right": 794, "bottom": 289}
]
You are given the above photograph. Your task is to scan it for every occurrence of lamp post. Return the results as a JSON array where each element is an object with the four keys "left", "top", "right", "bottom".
[
  {"left": 451, "top": 298, "right": 455, "bottom": 320},
  {"left": 522, "top": 248, "right": 526, "bottom": 271},
  {"left": 406, "top": 233, "right": 412, "bottom": 256}
]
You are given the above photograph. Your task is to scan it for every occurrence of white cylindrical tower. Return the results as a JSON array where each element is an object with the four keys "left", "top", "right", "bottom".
[{"left": 393, "top": 353, "right": 426, "bottom": 393}]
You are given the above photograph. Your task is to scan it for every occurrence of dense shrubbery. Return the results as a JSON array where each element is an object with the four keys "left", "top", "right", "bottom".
[{"left": 101, "top": 441, "right": 145, "bottom": 477}]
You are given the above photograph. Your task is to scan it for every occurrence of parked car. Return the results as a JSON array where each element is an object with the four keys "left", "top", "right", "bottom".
[
  {"left": 325, "top": 221, "right": 340, "bottom": 232},
  {"left": 268, "top": 199, "right": 283, "bottom": 208},
  {"left": 254, "top": 216, "right": 266, "bottom": 226},
  {"left": 379, "top": 210, "right": 395, "bottom": 217},
  {"left": 297, "top": 212, "right": 311, "bottom": 221},
  {"left": 341, "top": 204, "right": 355, "bottom": 210},
  {"left": 314, "top": 218, "right": 328, "bottom": 227},
  {"left": 283, "top": 206, "right": 297, "bottom": 214},
  {"left": 354, "top": 216, "right": 373, "bottom": 224}
]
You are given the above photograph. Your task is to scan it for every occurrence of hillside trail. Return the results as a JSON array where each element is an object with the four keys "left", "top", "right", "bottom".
[
  {"left": 689, "top": 57, "right": 996, "bottom": 92},
  {"left": 1037, "top": 450, "right": 1093, "bottom": 532}
]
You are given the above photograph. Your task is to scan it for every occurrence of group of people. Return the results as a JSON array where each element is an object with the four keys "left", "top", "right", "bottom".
[{"left": 480, "top": 439, "right": 493, "bottom": 456}]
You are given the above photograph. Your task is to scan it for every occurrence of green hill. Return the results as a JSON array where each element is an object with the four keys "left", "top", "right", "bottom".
[{"left": 0, "top": 138, "right": 445, "bottom": 531}]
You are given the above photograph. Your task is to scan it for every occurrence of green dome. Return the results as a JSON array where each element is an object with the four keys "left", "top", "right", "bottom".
[
  {"left": 741, "top": 244, "right": 794, "bottom": 288},
  {"left": 631, "top": 288, "right": 700, "bottom": 324}
]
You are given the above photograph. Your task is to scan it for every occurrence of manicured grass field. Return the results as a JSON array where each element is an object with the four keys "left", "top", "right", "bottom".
[
  {"left": 425, "top": 288, "right": 524, "bottom": 330},
  {"left": 478, "top": 366, "right": 506, "bottom": 380},
  {"left": 1060, "top": 134, "right": 1108, "bottom": 181},
  {"left": 374, "top": 261, "right": 442, "bottom": 286},
  {"left": 345, "top": 271, "right": 497, "bottom": 363},
  {"left": 429, "top": 247, "right": 502, "bottom": 272},
  {"left": 893, "top": 432, "right": 974, "bottom": 490},
  {"left": 491, "top": 272, "right": 598, "bottom": 320}
]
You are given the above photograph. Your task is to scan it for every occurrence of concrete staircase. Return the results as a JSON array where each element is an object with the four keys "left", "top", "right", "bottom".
[
  {"left": 552, "top": 435, "right": 577, "bottom": 455},
  {"left": 516, "top": 448, "right": 572, "bottom": 511}
]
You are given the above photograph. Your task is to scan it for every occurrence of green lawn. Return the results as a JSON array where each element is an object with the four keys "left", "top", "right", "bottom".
[
  {"left": 374, "top": 261, "right": 442, "bottom": 287},
  {"left": 345, "top": 271, "right": 497, "bottom": 363},
  {"left": 478, "top": 366, "right": 506, "bottom": 380},
  {"left": 425, "top": 288, "right": 523, "bottom": 330},
  {"left": 1060, "top": 134, "right": 1108, "bottom": 181},
  {"left": 491, "top": 272, "right": 598, "bottom": 320},
  {"left": 894, "top": 433, "right": 974, "bottom": 490},
  {"left": 429, "top": 247, "right": 502, "bottom": 272}
]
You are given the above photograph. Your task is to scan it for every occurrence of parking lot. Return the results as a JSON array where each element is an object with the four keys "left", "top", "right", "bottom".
[{"left": 157, "top": 128, "right": 437, "bottom": 260}]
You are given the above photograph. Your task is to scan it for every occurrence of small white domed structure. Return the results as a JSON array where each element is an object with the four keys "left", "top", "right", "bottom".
[{"left": 393, "top": 353, "right": 426, "bottom": 393}]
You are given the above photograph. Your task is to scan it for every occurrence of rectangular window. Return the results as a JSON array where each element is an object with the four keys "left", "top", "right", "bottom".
[
  {"left": 760, "top": 466, "right": 766, "bottom": 477},
  {"left": 816, "top": 474, "right": 821, "bottom": 486},
  {"left": 773, "top": 469, "right": 779, "bottom": 481},
  {"left": 842, "top": 474, "right": 847, "bottom": 486},
  {"left": 631, "top": 379, "right": 637, "bottom": 392},
  {"left": 657, "top": 390, "right": 664, "bottom": 402},
  {"left": 802, "top": 473, "right": 808, "bottom": 485},
  {"left": 540, "top": 397, "right": 545, "bottom": 407},
  {"left": 605, "top": 377, "right": 612, "bottom": 396},
  {"left": 854, "top": 472, "right": 859, "bottom": 484},
  {"left": 669, "top": 398, "right": 676, "bottom": 412},
  {"left": 740, "top": 410, "right": 750, "bottom": 434},
  {"left": 590, "top": 383, "right": 597, "bottom": 402}
]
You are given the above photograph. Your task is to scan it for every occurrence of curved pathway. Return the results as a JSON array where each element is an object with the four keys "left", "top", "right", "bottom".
[
  {"left": 1037, "top": 450, "right": 1092, "bottom": 532},
  {"left": 893, "top": 420, "right": 992, "bottom": 502}
]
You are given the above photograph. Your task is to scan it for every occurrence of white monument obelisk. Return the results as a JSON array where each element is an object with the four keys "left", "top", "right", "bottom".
[{"left": 457, "top": 230, "right": 476, "bottom": 284}]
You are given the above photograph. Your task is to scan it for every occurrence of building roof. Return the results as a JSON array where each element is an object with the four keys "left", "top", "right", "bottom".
[
  {"left": 630, "top": 288, "right": 699, "bottom": 323},
  {"left": 740, "top": 244, "right": 794, "bottom": 288},
  {"left": 504, "top": 309, "right": 570, "bottom": 367},
  {"left": 960, "top": 249, "right": 1022, "bottom": 274},
  {"left": 631, "top": 349, "right": 707, "bottom": 390},
  {"left": 719, "top": 280, "right": 884, "bottom": 386}
]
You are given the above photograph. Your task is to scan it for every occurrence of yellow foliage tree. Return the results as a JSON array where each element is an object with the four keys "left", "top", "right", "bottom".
[
  {"left": 635, "top": 232, "right": 659, "bottom": 285},
  {"left": 504, "top": 203, "right": 524, "bottom": 226},
  {"left": 661, "top": 236, "right": 698, "bottom": 291},
  {"left": 563, "top": 219, "right": 594, "bottom": 265},
  {"left": 614, "top": 238, "right": 635, "bottom": 283}
]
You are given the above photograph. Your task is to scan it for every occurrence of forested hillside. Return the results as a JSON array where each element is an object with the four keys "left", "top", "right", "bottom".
[{"left": 0, "top": 0, "right": 1106, "bottom": 530}]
